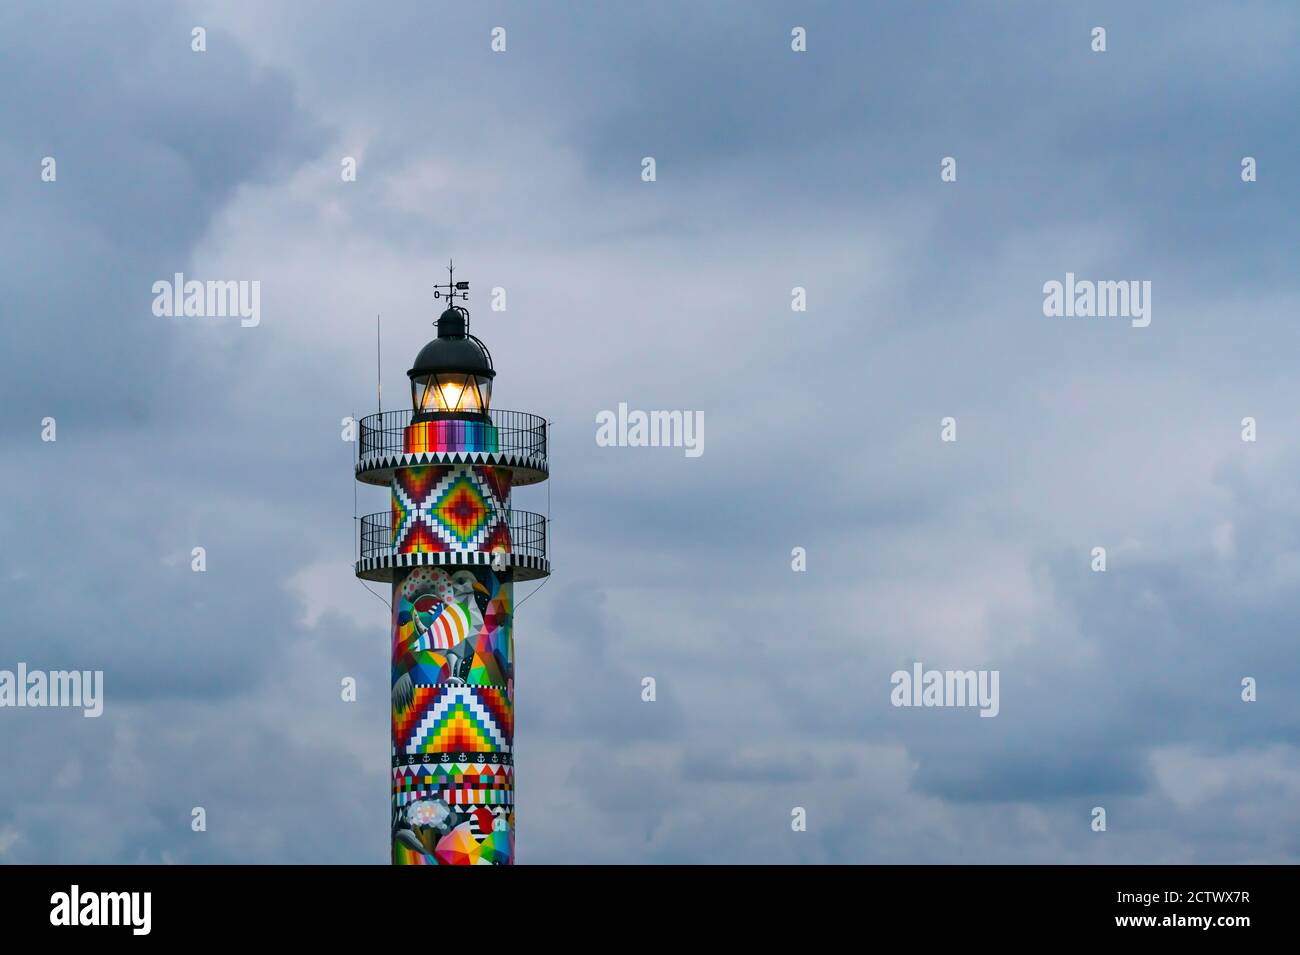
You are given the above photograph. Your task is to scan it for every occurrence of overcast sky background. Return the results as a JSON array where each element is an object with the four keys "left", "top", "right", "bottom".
[{"left": 2, "top": 1, "right": 1298, "bottom": 863}]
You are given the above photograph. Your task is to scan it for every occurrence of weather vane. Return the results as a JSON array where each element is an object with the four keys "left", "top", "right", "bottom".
[{"left": 433, "top": 259, "right": 470, "bottom": 304}]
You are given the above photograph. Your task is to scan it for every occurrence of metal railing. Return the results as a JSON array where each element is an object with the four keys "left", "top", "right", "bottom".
[
  {"left": 359, "top": 510, "right": 548, "bottom": 562},
  {"left": 357, "top": 408, "right": 547, "bottom": 461}
]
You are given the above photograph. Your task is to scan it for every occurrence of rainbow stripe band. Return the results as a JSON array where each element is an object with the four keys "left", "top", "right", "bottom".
[
  {"left": 404, "top": 420, "right": 500, "bottom": 454},
  {"left": 441, "top": 789, "right": 512, "bottom": 806},
  {"left": 394, "top": 789, "right": 514, "bottom": 807}
]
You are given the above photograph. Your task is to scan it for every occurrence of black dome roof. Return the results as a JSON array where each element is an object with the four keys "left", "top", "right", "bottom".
[{"left": 408, "top": 307, "right": 495, "bottom": 378}]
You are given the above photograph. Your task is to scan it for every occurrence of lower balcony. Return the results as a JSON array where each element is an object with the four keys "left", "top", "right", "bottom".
[{"left": 355, "top": 509, "right": 549, "bottom": 582}]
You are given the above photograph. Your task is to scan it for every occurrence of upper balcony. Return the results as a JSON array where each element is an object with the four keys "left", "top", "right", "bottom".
[{"left": 355, "top": 408, "right": 548, "bottom": 486}]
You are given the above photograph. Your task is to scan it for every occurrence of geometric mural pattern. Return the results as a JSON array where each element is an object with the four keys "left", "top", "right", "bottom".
[
  {"left": 392, "top": 763, "right": 515, "bottom": 808},
  {"left": 397, "top": 685, "right": 513, "bottom": 755},
  {"left": 391, "top": 464, "right": 513, "bottom": 555},
  {"left": 391, "top": 557, "right": 516, "bottom": 866}
]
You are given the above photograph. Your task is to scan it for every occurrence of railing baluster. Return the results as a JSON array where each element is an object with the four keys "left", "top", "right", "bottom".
[{"left": 358, "top": 507, "right": 546, "bottom": 562}]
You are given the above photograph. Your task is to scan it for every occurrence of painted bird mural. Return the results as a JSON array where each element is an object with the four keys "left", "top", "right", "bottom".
[{"left": 392, "top": 570, "right": 490, "bottom": 711}]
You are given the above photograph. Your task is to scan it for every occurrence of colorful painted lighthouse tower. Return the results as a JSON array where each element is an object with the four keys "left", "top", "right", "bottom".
[{"left": 354, "top": 269, "right": 549, "bottom": 865}]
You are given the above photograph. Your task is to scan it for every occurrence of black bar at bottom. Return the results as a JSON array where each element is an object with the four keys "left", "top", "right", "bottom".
[{"left": 0, "top": 864, "right": 1281, "bottom": 940}]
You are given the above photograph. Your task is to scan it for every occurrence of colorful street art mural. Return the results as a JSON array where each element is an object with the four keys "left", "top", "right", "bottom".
[
  {"left": 391, "top": 464, "right": 513, "bottom": 555},
  {"left": 356, "top": 298, "right": 546, "bottom": 868},
  {"left": 390, "top": 562, "right": 515, "bottom": 865}
]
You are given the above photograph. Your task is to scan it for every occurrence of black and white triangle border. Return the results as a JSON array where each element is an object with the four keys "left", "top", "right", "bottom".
[
  {"left": 356, "top": 449, "right": 548, "bottom": 485},
  {"left": 356, "top": 551, "right": 550, "bottom": 583}
]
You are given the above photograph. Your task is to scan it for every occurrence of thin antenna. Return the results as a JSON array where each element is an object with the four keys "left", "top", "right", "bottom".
[{"left": 376, "top": 314, "right": 383, "bottom": 414}]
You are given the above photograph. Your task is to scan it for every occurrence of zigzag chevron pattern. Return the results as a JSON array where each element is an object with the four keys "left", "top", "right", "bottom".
[
  {"left": 357, "top": 450, "right": 548, "bottom": 486},
  {"left": 397, "top": 686, "right": 513, "bottom": 755}
]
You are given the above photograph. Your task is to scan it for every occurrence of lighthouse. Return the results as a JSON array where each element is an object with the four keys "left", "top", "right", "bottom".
[{"left": 354, "top": 268, "right": 549, "bottom": 865}]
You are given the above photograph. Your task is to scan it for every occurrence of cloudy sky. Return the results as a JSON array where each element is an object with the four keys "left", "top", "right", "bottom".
[{"left": 2, "top": 1, "right": 1298, "bottom": 863}]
